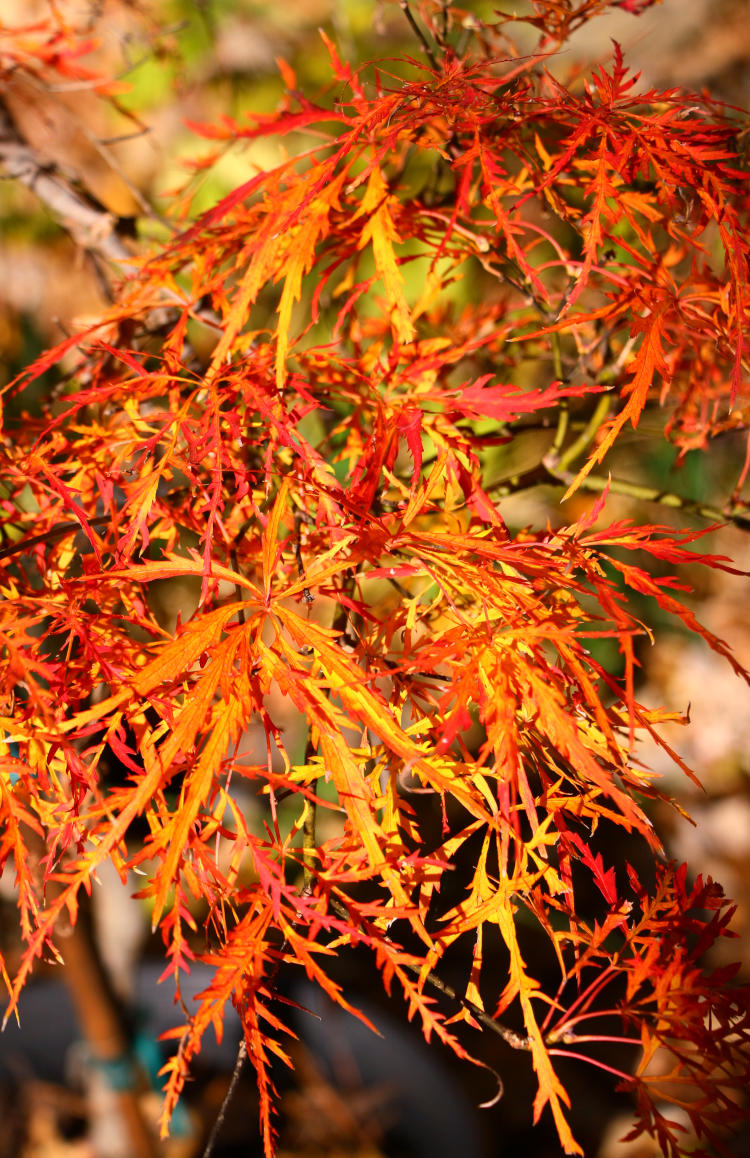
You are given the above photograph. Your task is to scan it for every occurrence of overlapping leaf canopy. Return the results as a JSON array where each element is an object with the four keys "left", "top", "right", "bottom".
[{"left": 1, "top": 2, "right": 749, "bottom": 1154}]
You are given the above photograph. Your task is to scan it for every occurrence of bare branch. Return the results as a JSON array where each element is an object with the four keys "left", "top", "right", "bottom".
[{"left": 0, "top": 105, "right": 133, "bottom": 266}]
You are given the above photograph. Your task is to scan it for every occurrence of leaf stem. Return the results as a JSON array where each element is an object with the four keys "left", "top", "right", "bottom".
[
  {"left": 546, "top": 1048, "right": 632, "bottom": 1082},
  {"left": 555, "top": 392, "right": 612, "bottom": 472},
  {"left": 552, "top": 401, "right": 569, "bottom": 454},
  {"left": 550, "top": 331, "right": 565, "bottom": 385}
]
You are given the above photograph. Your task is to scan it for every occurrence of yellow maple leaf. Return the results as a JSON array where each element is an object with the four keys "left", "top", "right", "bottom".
[{"left": 357, "top": 164, "right": 416, "bottom": 346}]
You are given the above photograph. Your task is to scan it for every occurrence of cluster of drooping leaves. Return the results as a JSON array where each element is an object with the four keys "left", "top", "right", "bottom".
[{"left": 1, "top": 1, "right": 750, "bottom": 1154}]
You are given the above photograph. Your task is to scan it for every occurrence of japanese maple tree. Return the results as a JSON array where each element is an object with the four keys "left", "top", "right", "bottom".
[{"left": 1, "top": 1, "right": 750, "bottom": 1155}]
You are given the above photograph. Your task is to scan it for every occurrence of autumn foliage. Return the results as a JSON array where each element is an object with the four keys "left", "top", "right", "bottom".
[{"left": 1, "top": 1, "right": 750, "bottom": 1155}]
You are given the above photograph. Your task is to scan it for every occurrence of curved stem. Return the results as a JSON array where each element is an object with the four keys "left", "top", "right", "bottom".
[
  {"left": 554, "top": 1034, "right": 641, "bottom": 1047},
  {"left": 546, "top": 1049, "right": 633, "bottom": 1083}
]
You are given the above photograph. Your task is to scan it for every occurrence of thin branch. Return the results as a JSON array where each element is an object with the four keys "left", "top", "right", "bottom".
[
  {"left": 542, "top": 455, "right": 750, "bottom": 531},
  {"left": 0, "top": 104, "right": 221, "bottom": 329},
  {"left": 554, "top": 392, "right": 612, "bottom": 472},
  {"left": 438, "top": 0, "right": 451, "bottom": 48},
  {"left": 302, "top": 797, "right": 317, "bottom": 894},
  {"left": 301, "top": 735, "right": 318, "bottom": 894},
  {"left": 0, "top": 105, "right": 132, "bottom": 265},
  {"left": 552, "top": 401, "right": 569, "bottom": 455},
  {"left": 201, "top": 1040, "right": 247, "bottom": 1158},
  {"left": 328, "top": 897, "right": 530, "bottom": 1051},
  {"left": 483, "top": 445, "right": 750, "bottom": 533},
  {"left": 404, "top": 955, "right": 531, "bottom": 1051},
  {"left": 0, "top": 515, "right": 112, "bottom": 560},
  {"left": 294, "top": 511, "right": 314, "bottom": 605},
  {"left": 399, "top": 1, "right": 440, "bottom": 71}
]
